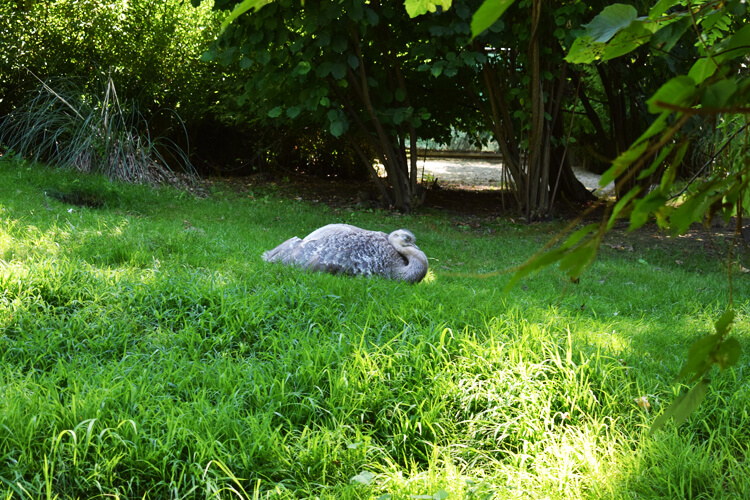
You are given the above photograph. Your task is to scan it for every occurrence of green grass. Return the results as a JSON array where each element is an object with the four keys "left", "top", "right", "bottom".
[{"left": 0, "top": 157, "right": 748, "bottom": 499}]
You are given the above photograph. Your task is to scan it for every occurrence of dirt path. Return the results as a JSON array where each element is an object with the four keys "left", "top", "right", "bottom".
[{"left": 419, "top": 157, "right": 615, "bottom": 197}]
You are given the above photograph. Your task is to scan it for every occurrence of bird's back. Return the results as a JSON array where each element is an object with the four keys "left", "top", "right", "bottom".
[{"left": 297, "top": 230, "right": 402, "bottom": 277}]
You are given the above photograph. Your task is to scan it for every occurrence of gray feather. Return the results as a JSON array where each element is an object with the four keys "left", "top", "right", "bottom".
[{"left": 262, "top": 224, "right": 428, "bottom": 283}]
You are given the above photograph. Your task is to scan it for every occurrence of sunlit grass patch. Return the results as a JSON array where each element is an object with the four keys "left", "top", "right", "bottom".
[{"left": 0, "top": 158, "right": 748, "bottom": 498}]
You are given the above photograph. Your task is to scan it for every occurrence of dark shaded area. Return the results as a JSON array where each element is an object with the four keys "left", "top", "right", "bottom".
[{"left": 44, "top": 189, "right": 107, "bottom": 208}]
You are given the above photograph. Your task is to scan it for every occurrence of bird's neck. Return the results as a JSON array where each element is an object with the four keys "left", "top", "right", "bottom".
[{"left": 398, "top": 247, "right": 428, "bottom": 283}]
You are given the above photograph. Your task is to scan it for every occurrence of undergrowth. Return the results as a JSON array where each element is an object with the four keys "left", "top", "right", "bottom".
[
  {"left": 0, "top": 75, "right": 194, "bottom": 186},
  {"left": 0, "top": 158, "right": 748, "bottom": 499}
]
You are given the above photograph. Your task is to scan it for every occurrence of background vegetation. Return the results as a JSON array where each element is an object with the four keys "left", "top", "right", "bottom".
[
  {"left": 1, "top": 0, "right": 749, "bottom": 497},
  {"left": 1, "top": 158, "right": 748, "bottom": 498}
]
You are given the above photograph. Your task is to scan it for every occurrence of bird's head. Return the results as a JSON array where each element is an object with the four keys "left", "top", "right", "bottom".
[{"left": 389, "top": 229, "right": 419, "bottom": 250}]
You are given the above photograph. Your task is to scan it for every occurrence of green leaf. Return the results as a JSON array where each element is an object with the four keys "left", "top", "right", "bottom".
[
  {"left": 637, "top": 142, "right": 675, "bottom": 180},
  {"left": 673, "top": 379, "right": 710, "bottom": 425},
  {"left": 286, "top": 106, "right": 301, "bottom": 119},
  {"left": 348, "top": 55, "right": 359, "bottom": 69},
  {"left": 240, "top": 57, "right": 253, "bottom": 69},
  {"left": 393, "top": 108, "right": 406, "bottom": 125},
  {"left": 675, "top": 333, "right": 721, "bottom": 382},
  {"left": 471, "top": 0, "right": 516, "bottom": 39},
  {"left": 649, "top": 380, "right": 710, "bottom": 435},
  {"left": 505, "top": 224, "right": 598, "bottom": 293},
  {"left": 584, "top": 4, "right": 638, "bottom": 43},
  {"left": 560, "top": 223, "right": 600, "bottom": 250},
  {"left": 714, "top": 309, "right": 735, "bottom": 337},
  {"left": 316, "top": 32, "right": 331, "bottom": 49},
  {"left": 600, "top": 140, "right": 649, "bottom": 187},
  {"left": 364, "top": 7, "right": 379, "bottom": 26},
  {"left": 669, "top": 177, "right": 732, "bottom": 234},
  {"left": 565, "top": 36, "right": 605, "bottom": 64},
  {"left": 601, "top": 21, "right": 654, "bottom": 60},
  {"left": 650, "top": 15, "right": 690, "bottom": 54},
  {"left": 629, "top": 190, "right": 667, "bottom": 231},
  {"left": 716, "top": 24, "right": 750, "bottom": 63},
  {"left": 220, "top": 0, "right": 273, "bottom": 32},
  {"left": 646, "top": 75, "right": 697, "bottom": 114},
  {"left": 330, "top": 120, "right": 345, "bottom": 137},
  {"left": 649, "top": 0, "right": 679, "bottom": 20},
  {"left": 405, "top": 0, "right": 452, "bottom": 17},
  {"left": 659, "top": 142, "right": 688, "bottom": 193},
  {"left": 504, "top": 247, "right": 567, "bottom": 294},
  {"left": 688, "top": 58, "right": 718, "bottom": 85},
  {"left": 649, "top": 393, "right": 682, "bottom": 435},
  {"left": 257, "top": 50, "right": 271, "bottom": 65},
  {"left": 267, "top": 106, "right": 283, "bottom": 118},
  {"left": 702, "top": 79, "right": 737, "bottom": 108},
  {"left": 634, "top": 111, "right": 669, "bottom": 148},
  {"left": 607, "top": 186, "right": 642, "bottom": 230},
  {"left": 200, "top": 47, "right": 217, "bottom": 62},
  {"left": 350, "top": 471, "right": 375, "bottom": 485},
  {"left": 558, "top": 242, "right": 598, "bottom": 279},
  {"left": 331, "top": 63, "right": 347, "bottom": 80},
  {"left": 331, "top": 35, "right": 348, "bottom": 53},
  {"left": 715, "top": 337, "right": 741, "bottom": 370},
  {"left": 395, "top": 88, "right": 406, "bottom": 102},
  {"left": 316, "top": 61, "right": 333, "bottom": 78},
  {"left": 295, "top": 60, "right": 312, "bottom": 75}
]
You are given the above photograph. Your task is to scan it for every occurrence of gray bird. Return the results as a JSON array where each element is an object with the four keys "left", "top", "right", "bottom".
[{"left": 262, "top": 223, "right": 428, "bottom": 283}]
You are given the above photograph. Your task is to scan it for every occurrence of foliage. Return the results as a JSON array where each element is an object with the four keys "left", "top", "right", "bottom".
[
  {"left": 199, "top": 0, "right": 459, "bottom": 212},
  {"left": 0, "top": 75, "right": 194, "bottom": 185},
  {"left": 1, "top": 159, "right": 749, "bottom": 498},
  {"left": 0, "top": 0, "right": 221, "bottom": 128},
  {"left": 501, "top": 0, "right": 750, "bottom": 431},
  {"left": 207, "top": 0, "right": 596, "bottom": 217}
]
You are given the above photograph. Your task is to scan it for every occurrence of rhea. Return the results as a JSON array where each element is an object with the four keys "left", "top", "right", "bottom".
[{"left": 262, "top": 224, "right": 428, "bottom": 283}]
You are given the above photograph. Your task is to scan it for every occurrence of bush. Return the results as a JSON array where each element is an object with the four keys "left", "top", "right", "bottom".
[
  {"left": 0, "top": 75, "right": 193, "bottom": 185},
  {"left": 0, "top": 0, "right": 221, "bottom": 127}
]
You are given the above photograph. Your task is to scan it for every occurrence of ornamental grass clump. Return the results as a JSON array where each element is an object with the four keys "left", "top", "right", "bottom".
[{"left": 0, "top": 73, "right": 194, "bottom": 186}]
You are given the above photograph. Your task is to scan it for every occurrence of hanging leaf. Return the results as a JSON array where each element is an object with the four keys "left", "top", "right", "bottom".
[
  {"left": 629, "top": 190, "right": 668, "bottom": 231},
  {"left": 599, "top": 141, "right": 649, "bottom": 187},
  {"left": 558, "top": 242, "right": 598, "bottom": 280},
  {"left": 405, "top": 0, "right": 453, "bottom": 18},
  {"left": 646, "top": 76, "right": 697, "bottom": 114},
  {"left": 583, "top": 4, "right": 638, "bottom": 43},
  {"left": 649, "top": 379, "right": 710, "bottom": 435},
  {"left": 607, "top": 186, "right": 642, "bottom": 230},
  {"left": 716, "top": 24, "right": 750, "bottom": 63},
  {"left": 650, "top": 15, "right": 691, "bottom": 54},
  {"left": 714, "top": 309, "right": 735, "bottom": 338},
  {"left": 687, "top": 58, "right": 718, "bottom": 85},
  {"left": 673, "top": 379, "right": 711, "bottom": 425},
  {"left": 702, "top": 79, "right": 738, "bottom": 109},
  {"left": 601, "top": 21, "right": 654, "bottom": 60},
  {"left": 649, "top": 0, "right": 680, "bottom": 19},
  {"left": 714, "top": 338, "right": 742, "bottom": 370},
  {"left": 220, "top": 0, "right": 273, "bottom": 32},
  {"left": 470, "top": 0, "right": 516, "bottom": 39}
]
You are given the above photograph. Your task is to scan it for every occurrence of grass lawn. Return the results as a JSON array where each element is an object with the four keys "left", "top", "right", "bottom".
[{"left": 0, "top": 158, "right": 748, "bottom": 499}]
